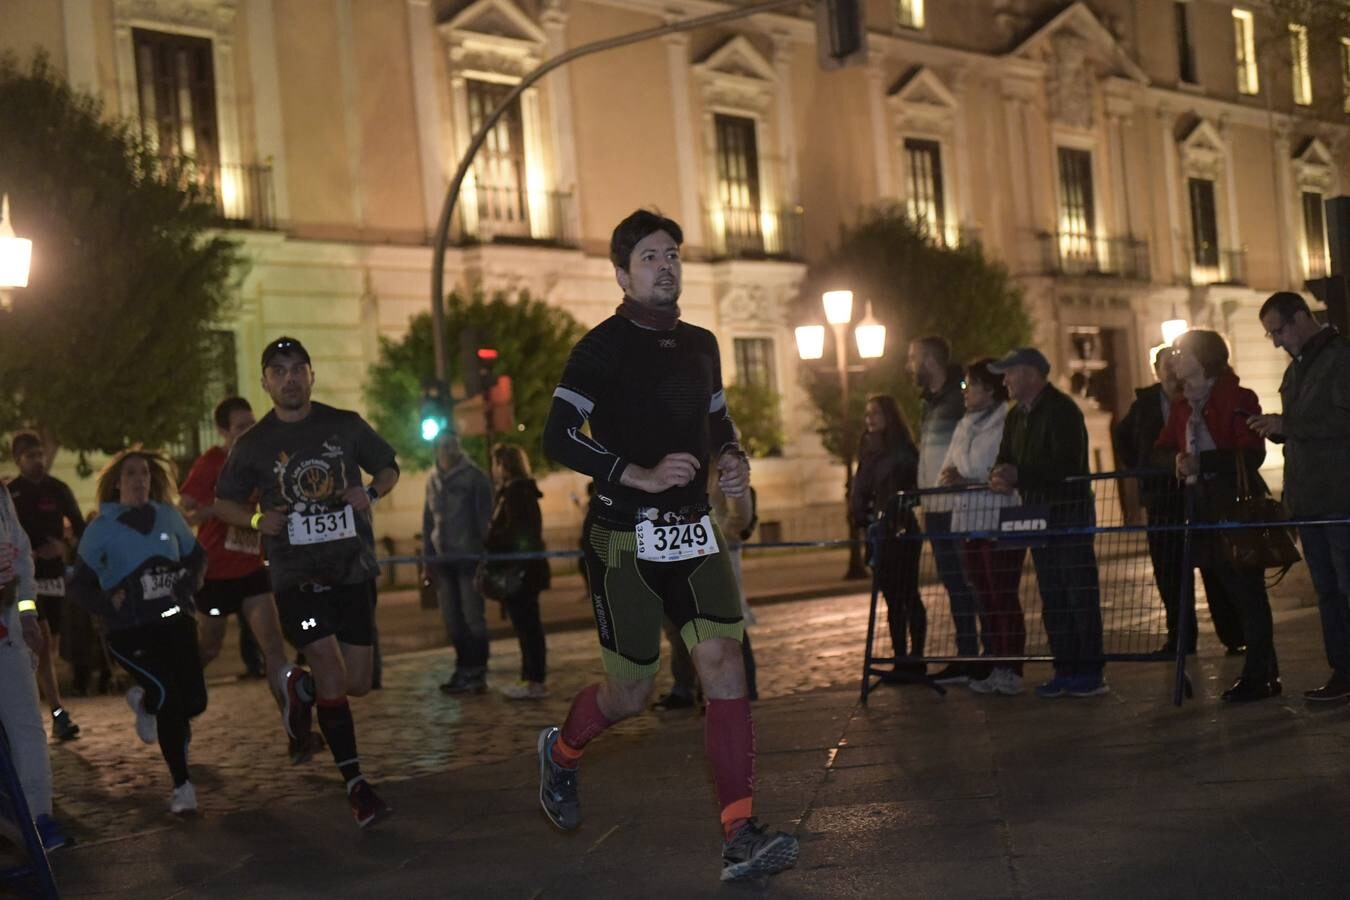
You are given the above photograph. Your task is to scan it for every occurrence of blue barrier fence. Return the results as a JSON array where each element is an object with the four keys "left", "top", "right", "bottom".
[{"left": 858, "top": 469, "right": 1323, "bottom": 707}]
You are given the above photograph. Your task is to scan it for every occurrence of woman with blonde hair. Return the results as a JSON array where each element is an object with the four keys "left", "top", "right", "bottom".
[
  {"left": 70, "top": 449, "right": 208, "bottom": 812},
  {"left": 484, "top": 443, "right": 551, "bottom": 699}
]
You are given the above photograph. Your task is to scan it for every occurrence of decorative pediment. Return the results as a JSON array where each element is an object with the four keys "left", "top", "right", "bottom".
[
  {"left": 1178, "top": 119, "right": 1227, "bottom": 179},
  {"left": 114, "top": 0, "right": 237, "bottom": 32},
  {"left": 694, "top": 35, "right": 776, "bottom": 112},
  {"left": 1293, "top": 137, "right": 1336, "bottom": 192},
  {"left": 889, "top": 67, "right": 958, "bottom": 112},
  {"left": 1008, "top": 2, "right": 1149, "bottom": 86},
  {"left": 697, "top": 35, "right": 776, "bottom": 82},
  {"left": 440, "top": 0, "right": 545, "bottom": 76},
  {"left": 887, "top": 67, "right": 959, "bottom": 135}
]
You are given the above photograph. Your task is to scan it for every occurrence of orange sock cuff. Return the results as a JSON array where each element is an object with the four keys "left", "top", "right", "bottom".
[
  {"left": 553, "top": 736, "right": 584, "bottom": 766},
  {"left": 721, "top": 798, "right": 753, "bottom": 837}
]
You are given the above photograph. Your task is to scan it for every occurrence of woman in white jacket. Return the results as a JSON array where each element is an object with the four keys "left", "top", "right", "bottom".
[
  {"left": 0, "top": 480, "right": 68, "bottom": 849},
  {"left": 937, "top": 359, "right": 1027, "bottom": 696}
]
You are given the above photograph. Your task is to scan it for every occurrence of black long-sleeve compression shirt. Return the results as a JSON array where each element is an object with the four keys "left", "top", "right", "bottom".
[{"left": 542, "top": 314, "right": 739, "bottom": 516}]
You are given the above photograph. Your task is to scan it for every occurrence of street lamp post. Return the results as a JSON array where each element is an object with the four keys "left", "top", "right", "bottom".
[
  {"left": 796, "top": 291, "right": 886, "bottom": 580},
  {"left": 0, "top": 194, "right": 34, "bottom": 311}
]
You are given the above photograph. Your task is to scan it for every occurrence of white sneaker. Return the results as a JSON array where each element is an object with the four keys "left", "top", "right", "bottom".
[
  {"left": 126, "top": 686, "right": 157, "bottom": 744},
  {"left": 967, "top": 672, "right": 999, "bottom": 694},
  {"left": 500, "top": 681, "right": 549, "bottom": 700},
  {"left": 993, "top": 668, "right": 1025, "bottom": 696},
  {"left": 169, "top": 781, "right": 198, "bottom": 815}
]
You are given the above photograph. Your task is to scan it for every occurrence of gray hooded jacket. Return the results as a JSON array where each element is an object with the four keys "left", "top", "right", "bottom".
[{"left": 422, "top": 456, "right": 493, "bottom": 562}]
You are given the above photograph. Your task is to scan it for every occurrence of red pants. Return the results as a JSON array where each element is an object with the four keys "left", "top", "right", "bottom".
[{"left": 963, "top": 539, "right": 1027, "bottom": 674}]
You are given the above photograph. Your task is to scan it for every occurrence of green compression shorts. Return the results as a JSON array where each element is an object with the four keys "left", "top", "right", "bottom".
[{"left": 581, "top": 516, "right": 744, "bottom": 681}]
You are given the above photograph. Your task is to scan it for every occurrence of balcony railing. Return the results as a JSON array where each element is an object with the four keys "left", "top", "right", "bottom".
[
  {"left": 1187, "top": 246, "right": 1247, "bottom": 286},
  {"left": 706, "top": 205, "right": 805, "bottom": 261},
  {"left": 1039, "top": 232, "right": 1151, "bottom": 280},
  {"left": 159, "top": 159, "right": 277, "bottom": 230},
  {"left": 918, "top": 222, "right": 981, "bottom": 250},
  {"left": 1304, "top": 245, "right": 1329, "bottom": 280},
  {"left": 457, "top": 185, "right": 577, "bottom": 248}
]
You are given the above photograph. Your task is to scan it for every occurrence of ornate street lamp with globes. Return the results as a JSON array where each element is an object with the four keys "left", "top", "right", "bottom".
[{"left": 796, "top": 289, "right": 886, "bottom": 579}]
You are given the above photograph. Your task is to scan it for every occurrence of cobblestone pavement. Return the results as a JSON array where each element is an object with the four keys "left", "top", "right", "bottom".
[
  {"left": 36, "top": 559, "right": 1315, "bottom": 847},
  {"left": 45, "top": 588, "right": 879, "bottom": 844}
]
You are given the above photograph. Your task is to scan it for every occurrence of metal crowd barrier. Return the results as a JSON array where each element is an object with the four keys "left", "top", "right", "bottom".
[
  {"left": 857, "top": 468, "right": 1328, "bottom": 707},
  {"left": 0, "top": 720, "right": 58, "bottom": 899}
]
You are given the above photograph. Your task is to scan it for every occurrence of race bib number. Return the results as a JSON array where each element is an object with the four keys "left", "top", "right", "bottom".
[
  {"left": 287, "top": 506, "right": 357, "bottom": 546},
  {"left": 635, "top": 516, "right": 720, "bottom": 563},
  {"left": 224, "top": 526, "right": 262, "bottom": 555},
  {"left": 140, "top": 569, "right": 180, "bottom": 601},
  {"left": 35, "top": 577, "right": 65, "bottom": 598}
]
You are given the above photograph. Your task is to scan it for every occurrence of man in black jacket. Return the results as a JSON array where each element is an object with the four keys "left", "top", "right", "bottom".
[
  {"left": 1114, "top": 347, "right": 1243, "bottom": 655},
  {"left": 989, "top": 348, "right": 1105, "bottom": 699},
  {"left": 1250, "top": 292, "right": 1350, "bottom": 702}
]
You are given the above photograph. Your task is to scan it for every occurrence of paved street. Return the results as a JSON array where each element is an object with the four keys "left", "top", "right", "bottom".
[{"left": 12, "top": 557, "right": 1350, "bottom": 898}]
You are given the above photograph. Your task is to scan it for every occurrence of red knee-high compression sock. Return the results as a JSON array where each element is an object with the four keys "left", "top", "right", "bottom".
[
  {"left": 552, "top": 683, "right": 612, "bottom": 769},
  {"left": 705, "top": 697, "right": 755, "bottom": 839}
]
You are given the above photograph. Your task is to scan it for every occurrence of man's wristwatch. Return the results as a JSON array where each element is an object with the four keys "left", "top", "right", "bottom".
[{"left": 366, "top": 485, "right": 380, "bottom": 505}]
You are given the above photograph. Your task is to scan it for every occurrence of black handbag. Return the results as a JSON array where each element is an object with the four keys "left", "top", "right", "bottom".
[
  {"left": 1218, "top": 454, "right": 1301, "bottom": 571},
  {"left": 474, "top": 560, "right": 525, "bottom": 601}
]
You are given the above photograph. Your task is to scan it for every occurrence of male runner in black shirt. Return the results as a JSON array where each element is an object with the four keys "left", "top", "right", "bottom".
[
  {"left": 7, "top": 431, "right": 84, "bottom": 741},
  {"left": 214, "top": 337, "right": 399, "bottom": 828},
  {"left": 538, "top": 210, "right": 798, "bottom": 881}
]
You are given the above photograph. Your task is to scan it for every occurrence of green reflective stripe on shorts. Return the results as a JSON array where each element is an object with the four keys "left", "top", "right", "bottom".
[
  {"left": 600, "top": 647, "right": 660, "bottom": 681},
  {"left": 678, "top": 617, "right": 745, "bottom": 652}
]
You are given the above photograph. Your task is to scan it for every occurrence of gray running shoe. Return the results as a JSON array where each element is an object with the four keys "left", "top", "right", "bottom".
[
  {"left": 537, "top": 726, "right": 581, "bottom": 831},
  {"left": 721, "top": 819, "right": 799, "bottom": 881}
]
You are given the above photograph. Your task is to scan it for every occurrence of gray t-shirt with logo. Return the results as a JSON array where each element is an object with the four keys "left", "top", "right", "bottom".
[{"left": 216, "top": 402, "right": 398, "bottom": 592}]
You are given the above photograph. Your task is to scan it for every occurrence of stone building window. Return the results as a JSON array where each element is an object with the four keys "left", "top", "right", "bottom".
[
  {"left": 904, "top": 138, "right": 945, "bottom": 242},
  {"left": 1174, "top": 1, "right": 1196, "bottom": 84},
  {"left": 1290, "top": 23, "right": 1312, "bottom": 106},
  {"left": 896, "top": 0, "right": 924, "bottom": 30},
  {"left": 1233, "top": 8, "right": 1259, "bottom": 95}
]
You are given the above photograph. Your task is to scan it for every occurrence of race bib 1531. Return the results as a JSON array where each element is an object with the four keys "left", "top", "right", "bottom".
[
  {"left": 287, "top": 506, "right": 357, "bottom": 546},
  {"left": 635, "top": 516, "right": 720, "bottom": 563}
]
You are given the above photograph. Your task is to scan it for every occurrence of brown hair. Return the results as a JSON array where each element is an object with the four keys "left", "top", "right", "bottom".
[
  {"left": 95, "top": 448, "right": 176, "bottom": 505},
  {"left": 1175, "top": 329, "right": 1231, "bottom": 378},
  {"left": 491, "top": 443, "right": 531, "bottom": 484}
]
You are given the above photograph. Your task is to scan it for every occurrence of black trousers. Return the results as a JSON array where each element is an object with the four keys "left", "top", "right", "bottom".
[
  {"left": 504, "top": 590, "right": 547, "bottom": 683},
  {"left": 106, "top": 613, "right": 207, "bottom": 786},
  {"left": 1148, "top": 506, "right": 1245, "bottom": 651},
  {"left": 877, "top": 535, "right": 926, "bottom": 661}
]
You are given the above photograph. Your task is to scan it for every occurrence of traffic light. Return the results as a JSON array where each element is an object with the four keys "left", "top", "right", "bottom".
[
  {"left": 816, "top": 0, "right": 866, "bottom": 70},
  {"left": 419, "top": 380, "right": 449, "bottom": 442},
  {"left": 475, "top": 346, "right": 499, "bottom": 396},
  {"left": 459, "top": 327, "right": 500, "bottom": 396}
]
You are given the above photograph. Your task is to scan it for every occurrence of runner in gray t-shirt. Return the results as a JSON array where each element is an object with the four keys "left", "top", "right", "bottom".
[{"left": 214, "top": 336, "right": 399, "bottom": 829}]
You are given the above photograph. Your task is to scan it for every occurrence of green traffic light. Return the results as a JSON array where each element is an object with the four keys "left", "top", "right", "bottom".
[{"left": 421, "top": 417, "right": 443, "bottom": 441}]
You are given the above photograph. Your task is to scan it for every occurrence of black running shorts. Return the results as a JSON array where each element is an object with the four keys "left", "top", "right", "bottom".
[
  {"left": 36, "top": 595, "right": 63, "bottom": 635},
  {"left": 581, "top": 516, "right": 743, "bottom": 681},
  {"left": 196, "top": 569, "right": 272, "bottom": 619},
  {"left": 274, "top": 579, "right": 377, "bottom": 649}
]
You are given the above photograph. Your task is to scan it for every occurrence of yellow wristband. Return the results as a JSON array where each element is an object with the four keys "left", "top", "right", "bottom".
[
  {"left": 250, "top": 512, "right": 265, "bottom": 530},
  {"left": 17, "top": 599, "right": 37, "bottom": 614}
]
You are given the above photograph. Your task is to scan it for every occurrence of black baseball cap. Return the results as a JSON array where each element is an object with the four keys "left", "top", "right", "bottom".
[{"left": 261, "top": 336, "right": 311, "bottom": 371}]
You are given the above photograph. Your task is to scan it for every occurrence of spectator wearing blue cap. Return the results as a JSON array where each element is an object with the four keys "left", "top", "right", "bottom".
[{"left": 988, "top": 347, "right": 1106, "bottom": 699}]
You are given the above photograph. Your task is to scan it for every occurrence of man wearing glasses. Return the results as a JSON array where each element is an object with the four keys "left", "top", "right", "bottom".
[{"left": 1249, "top": 293, "right": 1350, "bottom": 703}]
